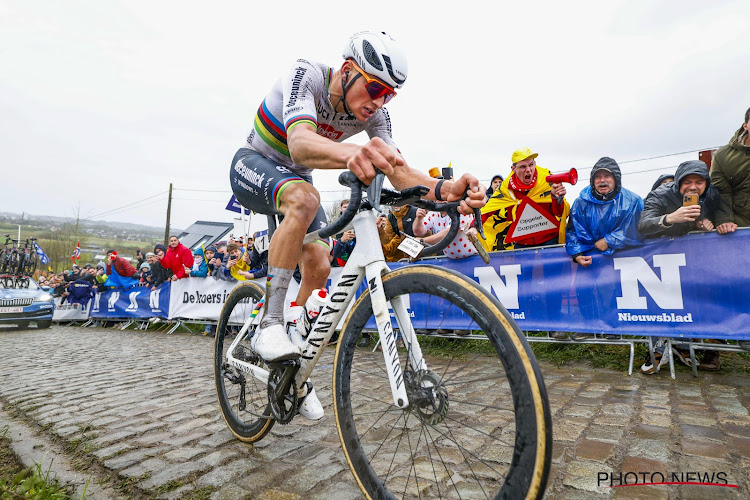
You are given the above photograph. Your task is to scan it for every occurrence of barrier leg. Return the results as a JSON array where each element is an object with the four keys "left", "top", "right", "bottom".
[
  {"left": 166, "top": 321, "right": 181, "bottom": 335},
  {"left": 666, "top": 338, "right": 676, "bottom": 380},
  {"left": 628, "top": 341, "right": 634, "bottom": 376},
  {"left": 690, "top": 344, "right": 699, "bottom": 378},
  {"left": 648, "top": 337, "right": 656, "bottom": 371}
]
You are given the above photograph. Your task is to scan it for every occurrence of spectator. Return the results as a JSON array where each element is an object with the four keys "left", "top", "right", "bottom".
[
  {"left": 190, "top": 247, "right": 211, "bottom": 277},
  {"left": 638, "top": 160, "right": 719, "bottom": 238},
  {"left": 711, "top": 107, "right": 750, "bottom": 351},
  {"left": 480, "top": 147, "right": 570, "bottom": 251},
  {"left": 246, "top": 232, "right": 269, "bottom": 279},
  {"left": 210, "top": 243, "right": 234, "bottom": 281},
  {"left": 161, "top": 235, "right": 193, "bottom": 281},
  {"left": 151, "top": 244, "right": 173, "bottom": 290},
  {"left": 486, "top": 174, "right": 504, "bottom": 198},
  {"left": 331, "top": 229, "right": 355, "bottom": 267},
  {"left": 138, "top": 262, "right": 152, "bottom": 285},
  {"left": 637, "top": 160, "right": 721, "bottom": 372},
  {"left": 66, "top": 276, "right": 95, "bottom": 309},
  {"left": 651, "top": 173, "right": 675, "bottom": 192},
  {"left": 226, "top": 242, "right": 251, "bottom": 281},
  {"left": 566, "top": 157, "right": 644, "bottom": 340},
  {"left": 380, "top": 203, "right": 423, "bottom": 262},
  {"left": 135, "top": 249, "right": 146, "bottom": 269},
  {"left": 710, "top": 106, "right": 750, "bottom": 236},
  {"left": 104, "top": 249, "right": 139, "bottom": 288},
  {"left": 94, "top": 263, "right": 108, "bottom": 287},
  {"left": 481, "top": 147, "right": 570, "bottom": 339},
  {"left": 413, "top": 208, "right": 479, "bottom": 259}
]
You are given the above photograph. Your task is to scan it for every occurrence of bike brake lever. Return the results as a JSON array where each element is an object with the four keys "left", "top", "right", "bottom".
[
  {"left": 367, "top": 168, "right": 386, "bottom": 212},
  {"left": 459, "top": 189, "right": 486, "bottom": 239}
]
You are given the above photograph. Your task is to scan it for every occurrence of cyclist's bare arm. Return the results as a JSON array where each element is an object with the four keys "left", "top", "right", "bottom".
[
  {"left": 288, "top": 123, "right": 363, "bottom": 170},
  {"left": 289, "top": 126, "right": 486, "bottom": 213}
]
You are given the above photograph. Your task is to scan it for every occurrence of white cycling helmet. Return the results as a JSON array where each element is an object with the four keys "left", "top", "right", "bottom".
[{"left": 343, "top": 31, "right": 408, "bottom": 89}]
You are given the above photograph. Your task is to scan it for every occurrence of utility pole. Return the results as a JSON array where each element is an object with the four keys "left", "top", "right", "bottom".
[{"left": 164, "top": 183, "right": 173, "bottom": 244}]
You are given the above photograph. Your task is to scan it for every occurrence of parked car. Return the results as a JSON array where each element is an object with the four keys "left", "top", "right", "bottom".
[{"left": 0, "top": 276, "right": 54, "bottom": 329}]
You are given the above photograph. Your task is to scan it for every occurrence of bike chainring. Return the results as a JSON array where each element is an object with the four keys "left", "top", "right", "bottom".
[
  {"left": 405, "top": 369, "right": 449, "bottom": 425},
  {"left": 267, "top": 367, "right": 299, "bottom": 424}
]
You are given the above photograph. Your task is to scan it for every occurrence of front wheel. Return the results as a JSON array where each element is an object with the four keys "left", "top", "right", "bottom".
[
  {"left": 333, "top": 265, "right": 552, "bottom": 500},
  {"left": 214, "top": 282, "right": 275, "bottom": 442}
]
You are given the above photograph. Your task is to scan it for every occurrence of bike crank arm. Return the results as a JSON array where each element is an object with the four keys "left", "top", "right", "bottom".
[{"left": 367, "top": 264, "right": 409, "bottom": 409}]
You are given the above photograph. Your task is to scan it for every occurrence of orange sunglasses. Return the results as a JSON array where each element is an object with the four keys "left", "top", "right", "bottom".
[{"left": 349, "top": 60, "right": 397, "bottom": 104}]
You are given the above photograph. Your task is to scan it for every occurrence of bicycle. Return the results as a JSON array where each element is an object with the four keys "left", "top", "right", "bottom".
[
  {"left": 0, "top": 235, "right": 20, "bottom": 276},
  {"left": 214, "top": 172, "right": 552, "bottom": 499},
  {"left": 17, "top": 238, "right": 38, "bottom": 276}
]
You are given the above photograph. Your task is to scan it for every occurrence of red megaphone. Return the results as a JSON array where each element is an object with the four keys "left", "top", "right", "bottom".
[{"left": 545, "top": 168, "right": 578, "bottom": 185}]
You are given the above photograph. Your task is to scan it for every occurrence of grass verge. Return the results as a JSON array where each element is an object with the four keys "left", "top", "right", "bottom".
[{"left": 0, "top": 425, "right": 80, "bottom": 499}]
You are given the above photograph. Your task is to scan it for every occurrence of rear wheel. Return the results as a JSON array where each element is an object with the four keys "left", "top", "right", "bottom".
[
  {"left": 0, "top": 249, "right": 7, "bottom": 273},
  {"left": 333, "top": 265, "right": 552, "bottom": 500},
  {"left": 214, "top": 282, "right": 275, "bottom": 442}
]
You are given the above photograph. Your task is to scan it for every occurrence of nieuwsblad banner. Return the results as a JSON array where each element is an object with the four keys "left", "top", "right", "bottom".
[
  {"left": 90, "top": 283, "right": 171, "bottom": 319},
  {"left": 70, "top": 230, "right": 750, "bottom": 339},
  {"left": 396, "top": 230, "right": 750, "bottom": 339}
]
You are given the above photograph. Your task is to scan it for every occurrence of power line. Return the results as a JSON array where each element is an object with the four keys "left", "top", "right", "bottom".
[{"left": 85, "top": 191, "right": 168, "bottom": 220}]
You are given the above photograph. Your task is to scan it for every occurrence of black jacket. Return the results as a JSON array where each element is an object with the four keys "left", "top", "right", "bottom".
[
  {"left": 150, "top": 261, "right": 172, "bottom": 287},
  {"left": 638, "top": 160, "right": 719, "bottom": 238}
]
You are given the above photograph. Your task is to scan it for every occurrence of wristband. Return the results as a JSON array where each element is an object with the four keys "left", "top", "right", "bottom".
[{"left": 434, "top": 179, "right": 446, "bottom": 201}]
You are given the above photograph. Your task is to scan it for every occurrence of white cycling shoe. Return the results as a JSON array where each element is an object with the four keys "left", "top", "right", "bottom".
[
  {"left": 298, "top": 381, "right": 324, "bottom": 420},
  {"left": 251, "top": 324, "right": 301, "bottom": 362}
]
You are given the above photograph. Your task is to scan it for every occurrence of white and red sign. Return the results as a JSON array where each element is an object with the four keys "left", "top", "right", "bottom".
[{"left": 504, "top": 198, "right": 559, "bottom": 244}]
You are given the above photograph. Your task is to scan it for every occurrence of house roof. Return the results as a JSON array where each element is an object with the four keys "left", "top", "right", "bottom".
[{"left": 177, "top": 221, "right": 234, "bottom": 251}]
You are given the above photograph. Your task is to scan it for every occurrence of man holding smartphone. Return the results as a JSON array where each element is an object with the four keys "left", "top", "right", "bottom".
[
  {"left": 638, "top": 160, "right": 719, "bottom": 237},
  {"left": 637, "top": 159, "right": 722, "bottom": 372}
]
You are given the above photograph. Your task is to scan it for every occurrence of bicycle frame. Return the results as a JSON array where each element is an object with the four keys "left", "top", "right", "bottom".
[{"left": 225, "top": 208, "right": 425, "bottom": 409}]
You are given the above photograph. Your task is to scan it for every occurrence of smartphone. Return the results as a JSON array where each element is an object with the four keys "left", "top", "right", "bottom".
[{"left": 683, "top": 194, "right": 699, "bottom": 206}]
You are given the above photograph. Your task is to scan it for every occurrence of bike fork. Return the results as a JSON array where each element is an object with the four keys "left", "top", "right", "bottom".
[{"left": 367, "top": 265, "right": 410, "bottom": 409}]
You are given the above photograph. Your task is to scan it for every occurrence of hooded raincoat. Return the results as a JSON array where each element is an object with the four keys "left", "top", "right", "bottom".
[
  {"left": 566, "top": 157, "right": 644, "bottom": 257},
  {"left": 638, "top": 160, "right": 719, "bottom": 238},
  {"left": 710, "top": 125, "right": 750, "bottom": 227}
]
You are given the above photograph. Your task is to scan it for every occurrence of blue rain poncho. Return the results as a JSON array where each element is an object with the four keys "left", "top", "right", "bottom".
[{"left": 566, "top": 157, "right": 645, "bottom": 256}]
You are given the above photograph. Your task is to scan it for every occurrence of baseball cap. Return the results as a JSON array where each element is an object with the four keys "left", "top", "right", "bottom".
[{"left": 511, "top": 147, "right": 539, "bottom": 164}]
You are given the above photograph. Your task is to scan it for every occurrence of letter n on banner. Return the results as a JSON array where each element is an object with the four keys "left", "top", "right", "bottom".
[{"left": 614, "top": 254, "right": 686, "bottom": 309}]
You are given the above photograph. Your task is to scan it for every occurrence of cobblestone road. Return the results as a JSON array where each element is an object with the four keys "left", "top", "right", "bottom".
[{"left": 1, "top": 325, "right": 749, "bottom": 499}]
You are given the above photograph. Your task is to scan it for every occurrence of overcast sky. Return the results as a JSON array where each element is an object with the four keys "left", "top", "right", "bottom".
[{"left": 2, "top": 0, "right": 748, "bottom": 232}]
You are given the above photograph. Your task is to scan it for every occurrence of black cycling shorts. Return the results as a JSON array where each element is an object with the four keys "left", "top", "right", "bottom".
[{"left": 229, "top": 148, "right": 329, "bottom": 239}]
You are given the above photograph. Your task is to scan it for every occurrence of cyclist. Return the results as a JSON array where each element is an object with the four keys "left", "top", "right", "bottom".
[{"left": 229, "top": 31, "right": 486, "bottom": 420}]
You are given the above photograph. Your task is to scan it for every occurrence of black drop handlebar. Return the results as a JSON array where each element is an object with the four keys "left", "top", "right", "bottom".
[{"left": 308, "top": 170, "right": 485, "bottom": 259}]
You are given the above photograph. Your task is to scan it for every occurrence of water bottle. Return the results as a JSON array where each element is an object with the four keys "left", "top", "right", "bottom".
[
  {"left": 302, "top": 288, "right": 328, "bottom": 335},
  {"left": 285, "top": 288, "right": 327, "bottom": 348}
]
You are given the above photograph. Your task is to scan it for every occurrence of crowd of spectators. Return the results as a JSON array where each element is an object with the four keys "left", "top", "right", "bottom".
[{"left": 37, "top": 106, "right": 750, "bottom": 371}]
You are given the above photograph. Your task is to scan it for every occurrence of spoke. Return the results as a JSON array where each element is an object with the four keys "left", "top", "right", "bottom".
[{"left": 423, "top": 421, "right": 510, "bottom": 480}]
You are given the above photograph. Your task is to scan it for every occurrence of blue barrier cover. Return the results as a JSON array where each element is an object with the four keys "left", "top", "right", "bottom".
[
  {"left": 389, "top": 230, "right": 750, "bottom": 339},
  {"left": 90, "top": 284, "right": 171, "bottom": 319},
  {"left": 83, "top": 230, "right": 749, "bottom": 340}
]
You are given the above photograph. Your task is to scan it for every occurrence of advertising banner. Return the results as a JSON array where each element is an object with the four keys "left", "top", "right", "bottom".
[
  {"left": 167, "top": 268, "right": 353, "bottom": 322},
  {"left": 90, "top": 284, "right": 171, "bottom": 319},
  {"left": 52, "top": 297, "right": 92, "bottom": 321},
  {"left": 397, "top": 230, "right": 750, "bottom": 339},
  {"left": 81, "top": 230, "right": 750, "bottom": 340}
]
